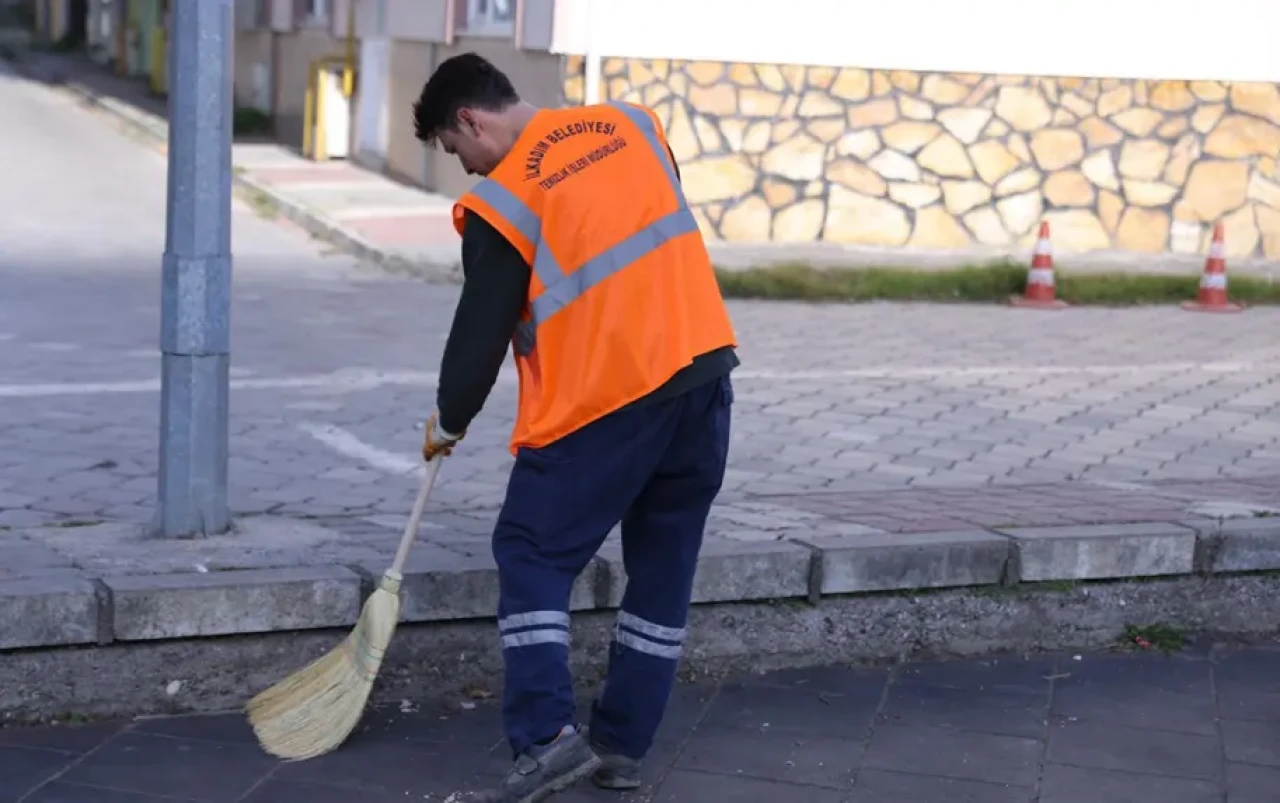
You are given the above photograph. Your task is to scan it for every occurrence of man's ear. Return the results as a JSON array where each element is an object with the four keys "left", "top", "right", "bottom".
[{"left": 456, "top": 108, "right": 480, "bottom": 136}]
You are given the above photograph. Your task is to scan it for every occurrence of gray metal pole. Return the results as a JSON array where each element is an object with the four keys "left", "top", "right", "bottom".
[{"left": 154, "top": 0, "right": 234, "bottom": 537}]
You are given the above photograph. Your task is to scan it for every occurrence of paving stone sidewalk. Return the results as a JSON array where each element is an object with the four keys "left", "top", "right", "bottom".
[
  {"left": 5, "top": 643, "right": 1280, "bottom": 802},
  {"left": 8, "top": 476, "right": 1280, "bottom": 585},
  {"left": 4, "top": 47, "right": 1280, "bottom": 590}
]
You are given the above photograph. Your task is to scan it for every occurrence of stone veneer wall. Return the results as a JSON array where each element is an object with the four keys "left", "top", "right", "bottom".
[{"left": 563, "top": 56, "right": 1280, "bottom": 259}]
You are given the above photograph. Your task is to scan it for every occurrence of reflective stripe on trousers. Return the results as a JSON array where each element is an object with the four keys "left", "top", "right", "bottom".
[
  {"left": 499, "top": 610, "right": 571, "bottom": 650},
  {"left": 615, "top": 611, "right": 685, "bottom": 660},
  {"left": 468, "top": 102, "right": 700, "bottom": 356}
]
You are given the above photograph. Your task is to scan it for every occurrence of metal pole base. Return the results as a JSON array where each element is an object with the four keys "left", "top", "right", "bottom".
[{"left": 154, "top": 353, "right": 231, "bottom": 538}]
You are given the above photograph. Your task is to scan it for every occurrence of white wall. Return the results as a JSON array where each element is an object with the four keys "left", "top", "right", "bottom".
[
  {"left": 348, "top": 0, "right": 554, "bottom": 49},
  {"left": 269, "top": 0, "right": 293, "bottom": 32},
  {"left": 384, "top": 0, "right": 452, "bottom": 44},
  {"left": 550, "top": 0, "right": 1278, "bottom": 83}
]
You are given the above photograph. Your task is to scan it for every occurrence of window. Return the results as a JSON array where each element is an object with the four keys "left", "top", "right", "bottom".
[
  {"left": 234, "top": 0, "right": 268, "bottom": 29},
  {"left": 465, "top": 0, "right": 514, "bottom": 36},
  {"left": 296, "top": 0, "right": 330, "bottom": 26},
  {"left": 240, "top": 0, "right": 271, "bottom": 29}
]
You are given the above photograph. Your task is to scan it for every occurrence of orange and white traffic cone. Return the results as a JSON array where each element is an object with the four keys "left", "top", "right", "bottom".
[
  {"left": 1183, "top": 222, "right": 1243, "bottom": 313},
  {"left": 1011, "top": 221, "right": 1068, "bottom": 309}
]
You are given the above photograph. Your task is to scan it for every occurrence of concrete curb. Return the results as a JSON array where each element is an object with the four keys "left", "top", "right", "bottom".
[
  {"left": 992, "top": 522, "right": 1198, "bottom": 582},
  {"left": 4, "top": 519, "right": 1280, "bottom": 655},
  {"left": 232, "top": 169, "right": 462, "bottom": 283},
  {"left": 8, "top": 568, "right": 1280, "bottom": 724}
]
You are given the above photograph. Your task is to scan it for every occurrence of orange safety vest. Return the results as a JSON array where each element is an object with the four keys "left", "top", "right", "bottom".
[{"left": 452, "top": 101, "right": 737, "bottom": 454}]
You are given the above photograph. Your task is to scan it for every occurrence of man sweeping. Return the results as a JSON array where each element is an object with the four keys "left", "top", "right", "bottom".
[{"left": 413, "top": 53, "right": 739, "bottom": 801}]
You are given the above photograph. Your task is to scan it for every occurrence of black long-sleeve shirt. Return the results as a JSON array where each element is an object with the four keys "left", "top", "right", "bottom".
[{"left": 435, "top": 149, "right": 738, "bottom": 436}]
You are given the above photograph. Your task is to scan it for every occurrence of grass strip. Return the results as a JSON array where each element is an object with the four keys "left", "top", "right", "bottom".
[{"left": 715, "top": 261, "right": 1280, "bottom": 305}]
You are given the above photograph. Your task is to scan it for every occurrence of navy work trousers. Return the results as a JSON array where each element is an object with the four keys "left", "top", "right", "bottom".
[{"left": 491, "top": 374, "right": 733, "bottom": 760}]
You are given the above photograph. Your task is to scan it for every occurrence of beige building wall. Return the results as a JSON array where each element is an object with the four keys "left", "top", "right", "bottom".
[
  {"left": 384, "top": 36, "right": 565, "bottom": 198},
  {"left": 232, "top": 28, "right": 274, "bottom": 114},
  {"left": 384, "top": 38, "right": 431, "bottom": 190},
  {"left": 271, "top": 27, "right": 344, "bottom": 151}
]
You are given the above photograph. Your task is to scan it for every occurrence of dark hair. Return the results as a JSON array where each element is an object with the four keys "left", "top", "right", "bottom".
[{"left": 413, "top": 52, "right": 520, "bottom": 144}]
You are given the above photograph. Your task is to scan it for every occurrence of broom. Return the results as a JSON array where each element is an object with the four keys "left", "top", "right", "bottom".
[{"left": 245, "top": 457, "right": 444, "bottom": 760}]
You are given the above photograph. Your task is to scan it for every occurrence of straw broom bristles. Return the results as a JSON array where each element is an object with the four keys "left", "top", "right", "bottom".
[
  {"left": 245, "top": 574, "right": 401, "bottom": 759},
  {"left": 245, "top": 460, "right": 443, "bottom": 760}
]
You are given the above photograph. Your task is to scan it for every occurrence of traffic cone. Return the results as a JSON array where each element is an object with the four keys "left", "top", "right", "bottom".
[
  {"left": 1011, "top": 221, "right": 1068, "bottom": 309},
  {"left": 1183, "top": 222, "right": 1243, "bottom": 313}
]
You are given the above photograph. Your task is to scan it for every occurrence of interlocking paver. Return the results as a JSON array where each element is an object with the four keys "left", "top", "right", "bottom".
[
  {"left": 57, "top": 731, "right": 276, "bottom": 801},
  {"left": 674, "top": 727, "right": 861, "bottom": 789},
  {"left": 865, "top": 723, "right": 1043, "bottom": 787},
  {"left": 878, "top": 682, "right": 1047, "bottom": 739},
  {"left": 1040, "top": 764, "right": 1221, "bottom": 803},
  {"left": 1227, "top": 763, "right": 1280, "bottom": 803},
  {"left": 1222, "top": 720, "right": 1280, "bottom": 769},
  {"left": 1048, "top": 719, "right": 1223, "bottom": 781},
  {"left": 849, "top": 770, "right": 1032, "bottom": 803}
]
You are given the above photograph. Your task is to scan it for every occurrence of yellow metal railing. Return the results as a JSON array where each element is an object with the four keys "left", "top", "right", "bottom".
[
  {"left": 301, "top": 2, "right": 358, "bottom": 161},
  {"left": 149, "top": 25, "right": 167, "bottom": 95},
  {"left": 302, "top": 55, "right": 352, "bottom": 160},
  {"left": 115, "top": 14, "right": 128, "bottom": 75}
]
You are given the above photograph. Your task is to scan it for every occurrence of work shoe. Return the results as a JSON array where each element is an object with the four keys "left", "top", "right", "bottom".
[
  {"left": 467, "top": 725, "right": 601, "bottom": 803},
  {"left": 580, "top": 726, "right": 642, "bottom": 791}
]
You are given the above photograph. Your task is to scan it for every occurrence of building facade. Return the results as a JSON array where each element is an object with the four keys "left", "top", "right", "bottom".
[{"left": 79, "top": 0, "right": 1280, "bottom": 259}]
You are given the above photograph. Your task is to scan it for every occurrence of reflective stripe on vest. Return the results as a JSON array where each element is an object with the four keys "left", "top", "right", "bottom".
[
  {"left": 468, "top": 179, "right": 563, "bottom": 290},
  {"left": 470, "top": 102, "right": 699, "bottom": 357}
]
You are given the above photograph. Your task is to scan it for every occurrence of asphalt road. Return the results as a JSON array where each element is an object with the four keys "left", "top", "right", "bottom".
[{"left": 4, "top": 643, "right": 1280, "bottom": 802}]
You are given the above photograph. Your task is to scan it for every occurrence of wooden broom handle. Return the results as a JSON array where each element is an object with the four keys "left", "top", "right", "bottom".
[{"left": 390, "top": 458, "right": 443, "bottom": 576}]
